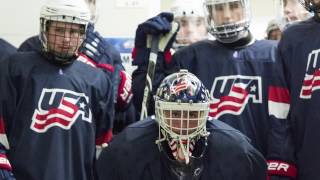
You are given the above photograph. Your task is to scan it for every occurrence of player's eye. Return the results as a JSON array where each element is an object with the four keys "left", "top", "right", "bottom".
[
  {"left": 172, "top": 111, "right": 182, "bottom": 118},
  {"left": 214, "top": 4, "right": 224, "bottom": 11},
  {"left": 180, "top": 20, "right": 188, "bottom": 27},
  {"left": 229, "top": 2, "right": 241, "bottom": 10},
  {"left": 55, "top": 28, "right": 66, "bottom": 34},
  {"left": 196, "top": 19, "right": 203, "bottom": 27},
  {"left": 70, "top": 29, "right": 83, "bottom": 37},
  {"left": 189, "top": 111, "right": 199, "bottom": 119}
]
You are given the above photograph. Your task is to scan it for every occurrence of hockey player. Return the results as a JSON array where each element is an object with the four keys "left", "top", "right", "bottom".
[
  {"left": 96, "top": 70, "right": 267, "bottom": 180},
  {"left": 18, "top": 0, "right": 135, "bottom": 133},
  {"left": 132, "top": 1, "right": 209, "bottom": 120},
  {"left": 17, "top": 0, "right": 98, "bottom": 52},
  {"left": 283, "top": 0, "right": 310, "bottom": 23},
  {"left": 0, "top": 38, "right": 16, "bottom": 61},
  {"left": 131, "top": 0, "right": 297, "bottom": 179},
  {"left": 0, "top": 0, "right": 114, "bottom": 179},
  {"left": 266, "top": 19, "right": 283, "bottom": 40},
  {"left": 170, "top": 0, "right": 208, "bottom": 48},
  {"left": 275, "top": 0, "right": 320, "bottom": 179}
]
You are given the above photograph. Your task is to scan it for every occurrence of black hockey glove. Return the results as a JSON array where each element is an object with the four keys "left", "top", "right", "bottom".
[
  {"left": 78, "top": 23, "right": 114, "bottom": 74},
  {"left": 78, "top": 23, "right": 133, "bottom": 108},
  {"left": 135, "top": 12, "right": 173, "bottom": 47},
  {"left": 132, "top": 12, "right": 178, "bottom": 66}
]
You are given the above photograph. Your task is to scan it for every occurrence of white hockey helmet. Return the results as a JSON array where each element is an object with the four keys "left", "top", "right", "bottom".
[
  {"left": 170, "top": 0, "right": 205, "bottom": 18},
  {"left": 155, "top": 69, "right": 210, "bottom": 164},
  {"left": 40, "top": 0, "right": 91, "bottom": 62},
  {"left": 204, "top": 0, "right": 251, "bottom": 43},
  {"left": 171, "top": 0, "right": 208, "bottom": 47}
]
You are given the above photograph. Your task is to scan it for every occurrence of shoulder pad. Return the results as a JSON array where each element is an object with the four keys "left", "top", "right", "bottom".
[
  {"left": 206, "top": 120, "right": 250, "bottom": 142},
  {"left": 124, "top": 117, "right": 158, "bottom": 142},
  {"left": 242, "top": 40, "right": 277, "bottom": 63}
]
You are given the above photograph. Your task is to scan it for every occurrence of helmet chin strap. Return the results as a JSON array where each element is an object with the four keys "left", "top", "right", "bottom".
[
  {"left": 177, "top": 139, "right": 191, "bottom": 165},
  {"left": 156, "top": 128, "right": 195, "bottom": 165},
  {"left": 218, "top": 31, "right": 255, "bottom": 49},
  {"left": 169, "top": 137, "right": 197, "bottom": 165}
]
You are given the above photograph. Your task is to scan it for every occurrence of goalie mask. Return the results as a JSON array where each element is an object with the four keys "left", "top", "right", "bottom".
[
  {"left": 155, "top": 69, "right": 210, "bottom": 165},
  {"left": 171, "top": 0, "right": 208, "bottom": 47},
  {"left": 40, "top": 0, "right": 91, "bottom": 64},
  {"left": 204, "top": 0, "right": 251, "bottom": 43}
]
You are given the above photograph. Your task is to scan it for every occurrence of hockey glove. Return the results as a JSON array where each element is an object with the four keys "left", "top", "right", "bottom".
[
  {"left": 78, "top": 23, "right": 114, "bottom": 73},
  {"left": 116, "top": 70, "right": 133, "bottom": 110},
  {"left": 267, "top": 160, "right": 297, "bottom": 180},
  {"left": 96, "top": 129, "right": 113, "bottom": 159},
  {"left": 0, "top": 149, "right": 15, "bottom": 180},
  {"left": 132, "top": 12, "right": 178, "bottom": 66},
  {"left": 78, "top": 23, "right": 133, "bottom": 108}
]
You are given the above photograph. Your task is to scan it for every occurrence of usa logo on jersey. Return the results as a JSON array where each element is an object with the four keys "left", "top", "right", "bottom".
[
  {"left": 300, "top": 49, "right": 320, "bottom": 99},
  {"left": 30, "top": 88, "right": 92, "bottom": 133},
  {"left": 209, "top": 75, "right": 262, "bottom": 119}
]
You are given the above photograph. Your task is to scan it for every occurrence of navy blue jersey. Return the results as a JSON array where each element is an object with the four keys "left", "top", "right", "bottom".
[
  {"left": 18, "top": 35, "right": 137, "bottom": 133},
  {"left": 132, "top": 39, "right": 294, "bottom": 164},
  {"left": 17, "top": 36, "right": 41, "bottom": 52},
  {"left": 0, "top": 38, "right": 16, "bottom": 61},
  {"left": 171, "top": 40, "right": 287, "bottom": 157},
  {"left": 278, "top": 17, "right": 320, "bottom": 179},
  {"left": 0, "top": 51, "right": 114, "bottom": 180},
  {"left": 96, "top": 118, "right": 267, "bottom": 180}
]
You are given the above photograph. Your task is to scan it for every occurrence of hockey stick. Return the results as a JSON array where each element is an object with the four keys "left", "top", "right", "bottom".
[
  {"left": 140, "top": 22, "right": 179, "bottom": 120},
  {"left": 140, "top": 35, "right": 159, "bottom": 120}
]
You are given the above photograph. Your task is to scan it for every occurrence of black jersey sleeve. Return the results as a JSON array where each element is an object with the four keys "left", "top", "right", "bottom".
[
  {"left": 0, "top": 57, "right": 16, "bottom": 177},
  {"left": 94, "top": 74, "right": 115, "bottom": 149},
  {"left": 266, "top": 42, "right": 297, "bottom": 179}
]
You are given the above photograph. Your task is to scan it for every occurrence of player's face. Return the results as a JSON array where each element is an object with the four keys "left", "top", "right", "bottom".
[
  {"left": 46, "top": 21, "right": 85, "bottom": 57},
  {"left": 283, "top": 0, "right": 309, "bottom": 22},
  {"left": 209, "top": 1, "right": 245, "bottom": 26},
  {"left": 164, "top": 110, "right": 203, "bottom": 135},
  {"left": 268, "top": 29, "right": 282, "bottom": 40},
  {"left": 175, "top": 16, "right": 207, "bottom": 45}
]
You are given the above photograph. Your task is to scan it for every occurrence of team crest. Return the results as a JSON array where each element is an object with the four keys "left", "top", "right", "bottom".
[
  {"left": 210, "top": 75, "right": 262, "bottom": 119},
  {"left": 30, "top": 88, "right": 92, "bottom": 133},
  {"left": 300, "top": 49, "right": 320, "bottom": 99}
]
